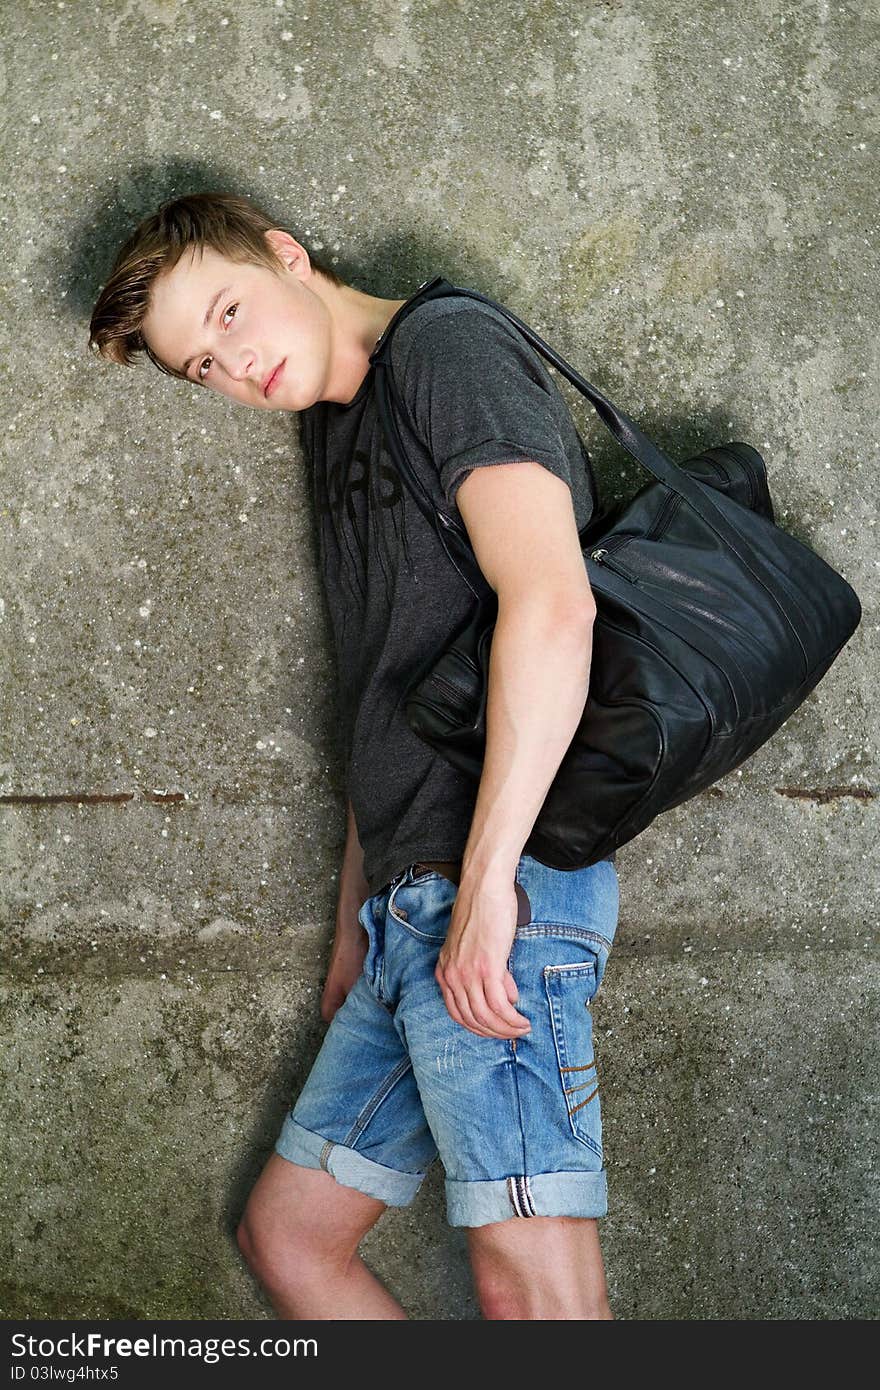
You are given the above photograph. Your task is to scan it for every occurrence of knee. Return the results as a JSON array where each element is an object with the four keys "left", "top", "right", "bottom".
[
  {"left": 236, "top": 1208, "right": 267, "bottom": 1274},
  {"left": 236, "top": 1195, "right": 354, "bottom": 1290},
  {"left": 235, "top": 1213, "right": 258, "bottom": 1267},
  {"left": 236, "top": 1204, "right": 314, "bottom": 1286},
  {"left": 236, "top": 1153, "right": 385, "bottom": 1291}
]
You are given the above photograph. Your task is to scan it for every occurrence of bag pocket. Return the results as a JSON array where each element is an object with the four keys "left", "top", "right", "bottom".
[{"left": 544, "top": 959, "right": 603, "bottom": 1158}]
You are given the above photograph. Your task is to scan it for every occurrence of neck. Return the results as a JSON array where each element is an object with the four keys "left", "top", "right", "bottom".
[{"left": 317, "top": 280, "right": 407, "bottom": 406}]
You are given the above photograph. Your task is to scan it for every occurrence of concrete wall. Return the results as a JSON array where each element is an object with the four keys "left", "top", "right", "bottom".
[{"left": 1, "top": 0, "right": 876, "bottom": 1319}]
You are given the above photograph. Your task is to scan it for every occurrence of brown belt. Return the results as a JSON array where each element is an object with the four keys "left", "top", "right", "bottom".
[{"left": 412, "top": 859, "right": 463, "bottom": 887}]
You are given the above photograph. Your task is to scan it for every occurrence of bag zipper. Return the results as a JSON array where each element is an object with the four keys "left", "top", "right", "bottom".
[
  {"left": 589, "top": 537, "right": 636, "bottom": 579},
  {"left": 589, "top": 484, "right": 681, "bottom": 578},
  {"left": 645, "top": 488, "right": 681, "bottom": 541},
  {"left": 721, "top": 446, "right": 760, "bottom": 512},
  {"left": 711, "top": 446, "right": 761, "bottom": 513},
  {"left": 708, "top": 453, "right": 732, "bottom": 487}
]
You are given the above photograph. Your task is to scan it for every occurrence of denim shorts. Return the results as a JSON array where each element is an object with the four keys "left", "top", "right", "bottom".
[{"left": 274, "top": 853, "right": 619, "bottom": 1228}]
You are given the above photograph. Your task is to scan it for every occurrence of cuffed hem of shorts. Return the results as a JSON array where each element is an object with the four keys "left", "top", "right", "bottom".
[
  {"left": 274, "top": 1114, "right": 426, "bottom": 1207},
  {"left": 445, "top": 1168, "right": 608, "bottom": 1228}
]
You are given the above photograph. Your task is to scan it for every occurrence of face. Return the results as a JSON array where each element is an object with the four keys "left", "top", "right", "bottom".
[{"left": 141, "top": 232, "right": 333, "bottom": 410}]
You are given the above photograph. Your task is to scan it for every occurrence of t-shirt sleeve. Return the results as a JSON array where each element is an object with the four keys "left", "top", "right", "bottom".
[{"left": 395, "top": 303, "right": 579, "bottom": 512}]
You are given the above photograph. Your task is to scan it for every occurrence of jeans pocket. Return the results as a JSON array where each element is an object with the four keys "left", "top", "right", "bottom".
[
  {"left": 387, "top": 874, "right": 457, "bottom": 942},
  {"left": 544, "top": 959, "right": 603, "bottom": 1158}
]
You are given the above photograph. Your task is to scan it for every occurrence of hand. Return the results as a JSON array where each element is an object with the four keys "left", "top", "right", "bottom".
[
  {"left": 434, "top": 873, "right": 532, "bottom": 1040},
  {"left": 320, "top": 913, "right": 368, "bottom": 1024}
]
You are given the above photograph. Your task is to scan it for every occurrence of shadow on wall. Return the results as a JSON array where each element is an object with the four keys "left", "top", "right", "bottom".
[{"left": 46, "top": 154, "right": 772, "bottom": 526}]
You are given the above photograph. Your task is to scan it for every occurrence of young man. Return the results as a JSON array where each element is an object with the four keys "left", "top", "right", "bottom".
[{"left": 89, "top": 192, "right": 620, "bottom": 1320}]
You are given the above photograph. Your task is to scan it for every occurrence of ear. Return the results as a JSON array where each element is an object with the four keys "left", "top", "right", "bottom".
[{"left": 264, "top": 228, "right": 310, "bottom": 278}]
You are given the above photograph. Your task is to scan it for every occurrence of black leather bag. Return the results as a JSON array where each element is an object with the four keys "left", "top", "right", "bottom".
[{"left": 368, "top": 277, "right": 863, "bottom": 869}]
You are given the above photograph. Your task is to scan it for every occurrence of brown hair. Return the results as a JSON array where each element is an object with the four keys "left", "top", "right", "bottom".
[{"left": 87, "top": 191, "right": 344, "bottom": 380}]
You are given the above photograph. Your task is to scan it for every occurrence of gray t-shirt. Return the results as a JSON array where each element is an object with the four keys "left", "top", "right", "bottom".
[{"left": 300, "top": 290, "right": 612, "bottom": 895}]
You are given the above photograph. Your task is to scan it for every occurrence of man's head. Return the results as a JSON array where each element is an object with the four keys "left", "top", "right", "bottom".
[{"left": 88, "top": 191, "right": 348, "bottom": 411}]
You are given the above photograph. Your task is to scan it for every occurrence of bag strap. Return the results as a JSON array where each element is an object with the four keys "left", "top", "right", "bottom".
[
  {"left": 369, "top": 276, "right": 769, "bottom": 560},
  {"left": 369, "top": 283, "right": 762, "bottom": 713}
]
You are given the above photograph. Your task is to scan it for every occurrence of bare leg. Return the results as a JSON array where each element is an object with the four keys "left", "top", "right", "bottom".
[
  {"left": 237, "top": 1152, "right": 407, "bottom": 1319},
  {"left": 466, "top": 1214, "right": 613, "bottom": 1320}
]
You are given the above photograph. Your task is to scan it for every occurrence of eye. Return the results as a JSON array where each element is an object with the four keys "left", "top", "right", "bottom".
[{"left": 197, "top": 302, "right": 239, "bottom": 380}]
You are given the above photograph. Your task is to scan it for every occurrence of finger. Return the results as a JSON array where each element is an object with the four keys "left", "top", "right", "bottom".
[
  {"left": 452, "top": 980, "right": 498, "bottom": 1037},
  {"left": 436, "top": 965, "right": 495, "bottom": 1037},
  {"left": 443, "top": 969, "right": 501, "bottom": 1038},
  {"left": 483, "top": 975, "right": 531, "bottom": 1033},
  {"left": 462, "top": 975, "right": 528, "bottom": 1040}
]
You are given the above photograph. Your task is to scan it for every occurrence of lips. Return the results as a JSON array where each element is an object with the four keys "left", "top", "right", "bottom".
[{"left": 262, "top": 359, "right": 285, "bottom": 398}]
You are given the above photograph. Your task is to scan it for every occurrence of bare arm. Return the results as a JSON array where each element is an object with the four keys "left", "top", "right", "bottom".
[
  {"left": 321, "top": 798, "right": 372, "bottom": 1023},
  {"left": 436, "top": 599, "right": 593, "bottom": 1037},
  {"left": 432, "top": 459, "right": 596, "bottom": 1039},
  {"left": 337, "top": 797, "right": 371, "bottom": 931},
  {"left": 459, "top": 596, "right": 594, "bottom": 888}
]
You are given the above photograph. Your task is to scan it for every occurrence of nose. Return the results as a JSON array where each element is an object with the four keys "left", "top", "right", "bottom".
[
  {"left": 232, "top": 351, "right": 256, "bottom": 383},
  {"left": 217, "top": 348, "right": 255, "bottom": 383}
]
